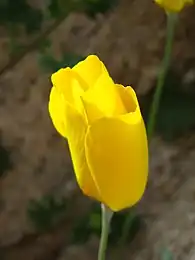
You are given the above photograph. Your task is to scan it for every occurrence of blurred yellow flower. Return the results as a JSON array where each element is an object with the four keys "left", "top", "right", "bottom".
[
  {"left": 155, "top": 0, "right": 193, "bottom": 12},
  {"left": 48, "top": 55, "right": 148, "bottom": 211}
]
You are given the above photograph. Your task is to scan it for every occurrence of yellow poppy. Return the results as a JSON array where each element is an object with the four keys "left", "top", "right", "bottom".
[{"left": 48, "top": 55, "right": 148, "bottom": 211}]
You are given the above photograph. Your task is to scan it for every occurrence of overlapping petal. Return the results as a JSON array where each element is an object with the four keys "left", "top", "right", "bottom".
[
  {"left": 65, "top": 103, "right": 101, "bottom": 200},
  {"left": 48, "top": 86, "right": 67, "bottom": 137},
  {"left": 73, "top": 55, "right": 109, "bottom": 89},
  {"left": 82, "top": 75, "right": 126, "bottom": 124},
  {"left": 49, "top": 67, "right": 86, "bottom": 137},
  {"left": 51, "top": 68, "right": 85, "bottom": 112},
  {"left": 85, "top": 115, "right": 148, "bottom": 211},
  {"left": 84, "top": 84, "right": 148, "bottom": 211}
]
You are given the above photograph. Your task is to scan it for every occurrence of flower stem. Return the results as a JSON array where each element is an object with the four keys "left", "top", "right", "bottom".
[
  {"left": 98, "top": 204, "right": 113, "bottom": 260},
  {"left": 147, "top": 12, "right": 178, "bottom": 140},
  {"left": 119, "top": 209, "right": 136, "bottom": 245}
]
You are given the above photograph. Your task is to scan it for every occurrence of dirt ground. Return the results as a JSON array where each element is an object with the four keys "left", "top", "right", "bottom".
[{"left": 1, "top": 0, "right": 195, "bottom": 259}]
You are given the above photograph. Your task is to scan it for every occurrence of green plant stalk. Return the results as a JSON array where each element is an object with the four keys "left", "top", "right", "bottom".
[
  {"left": 120, "top": 12, "right": 177, "bottom": 244},
  {"left": 119, "top": 209, "right": 136, "bottom": 245},
  {"left": 98, "top": 204, "right": 113, "bottom": 260},
  {"left": 147, "top": 12, "right": 178, "bottom": 140}
]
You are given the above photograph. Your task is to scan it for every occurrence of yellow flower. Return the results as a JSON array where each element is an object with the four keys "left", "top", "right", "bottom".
[
  {"left": 48, "top": 55, "right": 148, "bottom": 211},
  {"left": 154, "top": 0, "right": 193, "bottom": 12}
]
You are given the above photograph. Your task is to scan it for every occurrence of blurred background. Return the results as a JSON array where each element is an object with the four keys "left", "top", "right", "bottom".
[{"left": 0, "top": 0, "right": 195, "bottom": 259}]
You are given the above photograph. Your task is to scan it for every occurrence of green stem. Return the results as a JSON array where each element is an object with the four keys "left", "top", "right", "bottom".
[
  {"left": 147, "top": 12, "right": 178, "bottom": 140},
  {"left": 98, "top": 204, "right": 113, "bottom": 260},
  {"left": 119, "top": 209, "right": 136, "bottom": 245}
]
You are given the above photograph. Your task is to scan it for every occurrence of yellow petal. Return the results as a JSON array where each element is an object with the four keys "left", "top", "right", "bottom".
[
  {"left": 48, "top": 86, "right": 67, "bottom": 137},
  {"left": 117, "top": 85, "right": 137, "bottom": 111},
  {"left": 65, "top": 102, "right": 101, "bottom": 200},
  {"left": 49, "top": 67, "right": 88, "bottom": 137},
  {"left": 51, "top": 67, "right": 86, "bottom": 113},
  {"left": 117, "top": 84, "right": 141, "bottom": 124},
  {"left": 73, "top": 55, "right": 109, "bottom": 89},
  {"left": 85, "top": 115, "right": 148, "bottom": 211},
  {"left": 155, "top": 0, "right": 193, "bottom": 12},
  {"left": 82, "top": 74, "right": 126, "bottom": 124}
]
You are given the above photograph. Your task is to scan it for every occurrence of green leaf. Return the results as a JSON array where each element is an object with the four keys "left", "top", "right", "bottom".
[
  {"left": 89, "top": 212, "right": 101, "bottom": 230},
  {"left": 39, "top": 39, "right": 52, "bottom": 53},
  {"left": 0, "top": 0, "right": 8, "bottom": 7},
  {"left": 8, "top": 39, "right": 24, "bottom": 57},
  {"left": 0, "top": 140, "right": 12, "bottom": 177},
  {"left": 48, "top": 0, "right": 62, "bottom": 18},
  {"left": 38, "top": 54, "right": 61, "bottom": 72},
  {"left": 0, "top": 0, "right": 43, "bottom": 32},
  {"left": 71, "top": 203, "right": 143, "bottom": 245},
  {"left": 83, "top": 0, "right": 118, "bottom": 17},
  {"left": 161, "top": 248, "right": 174, "bottom": 260},
  {"left": 38, "top": 52, "right": 85, "bottom": 72},
  {"left": 27, "top": 195, "right": 67, "bottom": 232},
  {"left": 48, "top": 0, "right": 78, "bottom": 18},
  {"left": 61, "top": 53, "right": 85, "bottom": 69},
  {"left": 141, "top": 70, "right": 195, "bottom": 141},
  {"left": 48, "top": 0, "right": 118, "bottom": 19}
]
